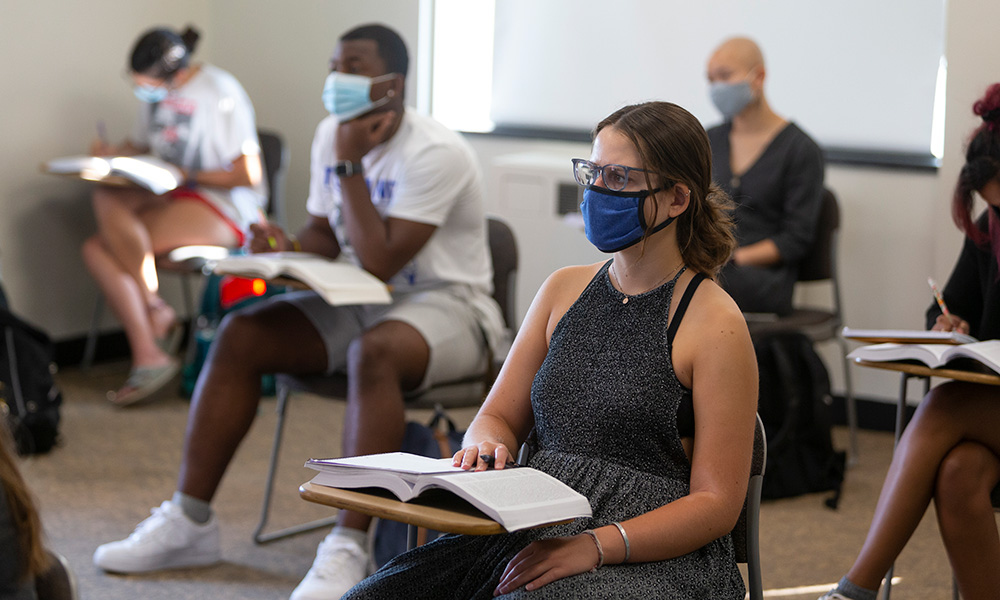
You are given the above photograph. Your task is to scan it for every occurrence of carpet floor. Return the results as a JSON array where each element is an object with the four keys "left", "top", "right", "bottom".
[{"left": 15, "top": 361, "right": 987, "bottom": 599}]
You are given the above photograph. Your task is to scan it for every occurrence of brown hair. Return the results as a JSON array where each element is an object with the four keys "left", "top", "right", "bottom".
[
  {"left": 595, "top": 102, "right": 736, "bottom": 275},
  {"left": 0, "top": 422, "right": 48, "bottom": 582}
]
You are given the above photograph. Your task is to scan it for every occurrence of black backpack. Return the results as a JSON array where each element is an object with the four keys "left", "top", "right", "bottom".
[
  {"left": 371, "top": 407, "right": 465, "bottom": 568},
  {"left": 0, "top": 307, "right": 62, "bottom": 455},
  {"left": 754, "top": 331, "right": 845, "bottom": 507}
]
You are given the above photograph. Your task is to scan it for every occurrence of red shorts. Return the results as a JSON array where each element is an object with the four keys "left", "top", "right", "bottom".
[{"left": 168, "top": 188, "right": 245, "bottom": 246}]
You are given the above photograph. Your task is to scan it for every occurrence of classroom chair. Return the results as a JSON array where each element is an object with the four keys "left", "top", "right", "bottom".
[
  {"left": 80, "top": 129, "right": 289, "bottom": 369},
  {"left": 514, "top": 413, "right": 766, "bottom": 599},
  {"left": 743, "top": 188, "right": 859, "bottom": 465},
  {"left": 253, "top": 216, "right": 520, "bottom": 544},
  {"left": 34, "top": 549, "right": 78, "bottom": 600}
]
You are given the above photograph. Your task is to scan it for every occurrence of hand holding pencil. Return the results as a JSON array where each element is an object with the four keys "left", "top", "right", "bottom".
[
  {"left": 928, "top": 277, "right": 970, "bottom": 334},
  {"left": 247, "top": 209, "right": 287, "bottom": 254}
]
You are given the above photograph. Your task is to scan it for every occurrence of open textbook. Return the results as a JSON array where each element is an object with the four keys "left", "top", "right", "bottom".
[
  {"left": 213, "top": 252, "right": 391, "bottom": 306},
  {"left": 848, "top": 340, "right": 1000, "bottom": 375},
  {"left": 43, "top": 155, "right": 182, "bottom": 195},
  {"left": 305, "top": 452, "right": 593, "bottom": 532},
  {"left": 842, "top": 327, "right": 977, "bottom": 345}
]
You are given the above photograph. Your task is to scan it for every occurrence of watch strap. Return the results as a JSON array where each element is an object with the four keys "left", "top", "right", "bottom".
[{"left": 335, "top": 160, "right": 362, "bottom": 177}]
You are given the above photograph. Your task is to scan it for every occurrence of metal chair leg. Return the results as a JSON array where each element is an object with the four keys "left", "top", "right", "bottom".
[
  {"left": 253, "top": 382, "right": 338, "bottom": 544},
  {"left": 81, "top": 295, "right": 104, "bottom": 371},
  {"left": 838, "top": 337, "right": 859, "bottom": 466}
]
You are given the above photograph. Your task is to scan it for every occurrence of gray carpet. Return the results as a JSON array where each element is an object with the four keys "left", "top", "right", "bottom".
[{"left": 17, "top": 362, "right": 983, "bottom": 599}]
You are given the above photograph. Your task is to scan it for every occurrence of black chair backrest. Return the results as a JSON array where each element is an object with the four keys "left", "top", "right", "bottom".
[
  {"left": 487, "top": 217, "right": 519, "bottom": 330},
  {"left": 732, "top": 413, "right": 766, "bottom": 564},
  {"left": 797, "top": 188, "right": 839, "bottom": 283},
  {"left": 257, "top": 129, "right": 288, "bottom": 221}
]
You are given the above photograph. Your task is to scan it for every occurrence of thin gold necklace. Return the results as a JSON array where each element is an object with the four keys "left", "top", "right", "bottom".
[{"left": 610, "top": 260, "right": 685, "bottom": 305}]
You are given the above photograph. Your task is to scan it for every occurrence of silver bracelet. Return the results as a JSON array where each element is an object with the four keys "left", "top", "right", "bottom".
[
  {"left": 582, "top": 529, "right": 604, "bottom": 572},
  {"left": 612, "top": 521, "right": 631, "bottom": 562}
]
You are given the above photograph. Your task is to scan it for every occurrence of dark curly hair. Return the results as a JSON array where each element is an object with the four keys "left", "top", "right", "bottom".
[{"left": 952, "top": 83, "right": 1000, "bottom": 267}]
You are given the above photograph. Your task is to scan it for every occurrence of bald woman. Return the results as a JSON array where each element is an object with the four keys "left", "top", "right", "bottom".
[{"left": 705, "top": 37, "right": 825, "bottom": 316}]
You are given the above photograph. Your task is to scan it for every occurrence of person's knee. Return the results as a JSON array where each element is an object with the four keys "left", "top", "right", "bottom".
[
  {"left": 210, "top": 310, "right": 270, "bottom": 365},
  {"left": 347, "top": 331, "right": 398, "bottom": 379},
  {"left": 936, "top": 443, "right": 997, "bottom": 512}
]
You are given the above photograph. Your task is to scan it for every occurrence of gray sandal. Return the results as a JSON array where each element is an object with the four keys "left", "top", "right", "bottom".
[{"left": 107, "top": 359, "right": 181, "bottom": 407}]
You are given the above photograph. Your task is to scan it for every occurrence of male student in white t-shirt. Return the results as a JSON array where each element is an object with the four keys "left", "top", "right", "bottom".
[{"left": 94, "top": 23, "right": 505, "bottom": 599}]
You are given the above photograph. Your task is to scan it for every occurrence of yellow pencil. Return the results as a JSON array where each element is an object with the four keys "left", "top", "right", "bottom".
[{"left": 258, "top": 207, "right": 277, "bottom": 250}]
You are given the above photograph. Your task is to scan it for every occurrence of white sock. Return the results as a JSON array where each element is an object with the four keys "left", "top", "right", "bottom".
[
  {"left": 331, "top": 525, "right": 368, "bottom": 548},
  {"left": 172, "top": 491, "right": 212, "bottom": 524}
]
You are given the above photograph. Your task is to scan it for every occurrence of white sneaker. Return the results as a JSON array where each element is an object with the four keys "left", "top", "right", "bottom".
[
  {"left": 93, "top": 500, "right": 220, "bottom": 573},
  {"left": 818, "top": 592, "right": 851, "bottom": 600},
  {"left": 290, "top": 531, "right": 370, "bottom": 600}
]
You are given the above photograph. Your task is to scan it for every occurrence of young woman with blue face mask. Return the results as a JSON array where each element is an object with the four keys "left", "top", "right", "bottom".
[
  {"left": 81, "top": 25, "right": 266, "bottom": 406},
  {"left": 344, "top": 101, "right": 758, "bottom": 599}
]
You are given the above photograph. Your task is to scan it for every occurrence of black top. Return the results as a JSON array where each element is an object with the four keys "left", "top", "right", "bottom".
[
  {"left": 926, "top": 211, "right": 1000, "bottom": 340},
  {"left": 708, "top": 121, "right": 825, "bottom": 314}
]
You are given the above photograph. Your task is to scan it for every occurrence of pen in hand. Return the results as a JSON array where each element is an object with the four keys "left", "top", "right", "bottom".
[{"left": 478, "top": 454, "right": 518, "bottom": 470}]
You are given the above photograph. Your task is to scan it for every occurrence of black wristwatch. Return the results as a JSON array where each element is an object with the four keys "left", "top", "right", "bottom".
[{"left": 334, "top": 160, "right": 362, "bottom": 177}]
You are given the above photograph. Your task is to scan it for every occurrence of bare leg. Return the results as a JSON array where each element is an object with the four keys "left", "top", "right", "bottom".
[
  {"left": 177, "top": 300, "right": 328, "bottom": 502},
  {"left": 82, "top": 235, "right": 168, "bottom": 367},
  {"left": 85, "top": 187, "right": 239, "bottom": 372},
  {"left": 844, "top": 381, "right": 1000, "bottom": 590},
  {"left": 337, "top": 321, "right": 430, "bottom": 532},
  {"left": 934, "top": 442, "right": 1000, "bottom": 600}
]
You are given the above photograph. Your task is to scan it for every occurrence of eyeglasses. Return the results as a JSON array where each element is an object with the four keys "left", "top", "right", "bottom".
[{"left": 571, "top": 159, "right": 656, "bottom": 192}]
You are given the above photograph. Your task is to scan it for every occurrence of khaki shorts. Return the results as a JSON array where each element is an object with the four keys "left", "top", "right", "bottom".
[{"left": 278, "top": 285, "right": 491, "bottom": 395}]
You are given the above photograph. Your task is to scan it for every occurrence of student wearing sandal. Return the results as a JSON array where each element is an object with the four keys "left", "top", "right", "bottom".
[
  {"left": 344, "top": 101, "right": 758, "bottom": 599},
  {"left": 81, "top": 25, "right": 265, "bottom": 406}
]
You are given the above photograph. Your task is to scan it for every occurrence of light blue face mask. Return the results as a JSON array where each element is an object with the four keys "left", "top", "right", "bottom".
[
  {"left": 322, "top": 72, "right": 397, "bottom": 121},
  {"left": 709, "top": 80, "right": 753, "bottom": 119},
  {"left": 133, "top": 83, "right": 169, "bottom": 104}
]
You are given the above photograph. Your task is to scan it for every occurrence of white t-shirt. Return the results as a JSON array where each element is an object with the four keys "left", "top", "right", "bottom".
[
  {"left": 130, "top": 63, "right": 266, "bottom": 229},
  {"left": 306, "top": 109, "right": 492, "bottom": 294}
]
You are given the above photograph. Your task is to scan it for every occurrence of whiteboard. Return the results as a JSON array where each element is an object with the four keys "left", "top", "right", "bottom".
[{"left": 490, "top": 0, "right": 945, "bottom": 155}]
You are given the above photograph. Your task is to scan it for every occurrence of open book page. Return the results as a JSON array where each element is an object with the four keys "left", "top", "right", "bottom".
[
  {"left": 43, "top": 154, "right": 182, "bottom": 195},
  {"left": 946, "top": 340, "right": 1000, "bottom": 374},
  {"left": 307, "top": 452, "right": 462, "bottom": 476},
  {"left": 848, "top": 340, "right": 1000, "bottom": 374},
  {"left": 305, "top": 451, "right": 593, "bottom": 532},
  {"left": 415, "top": 468, "right": 592, "bottom": 531},
  {"left": 213, "top": 253, "right": 391, "bottom": 306},
  {"left": 848, "top": 343, "right": 952, "bottom": 366},
  {"left": 842, "top": 327, "right": 977, "bottom": 345}
]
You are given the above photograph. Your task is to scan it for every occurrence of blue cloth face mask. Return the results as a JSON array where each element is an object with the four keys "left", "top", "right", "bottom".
[
  {"left": 133, "top": 83, "right": 168, "bottom": 104},
  {"left": 322, "top": 72, "right": 397, "bottom": 121},
  {"left": 580, "top": 185, "right": 673, "bottom": 253},
  {"left": 710, "top": 80, "right": 753, "bottom": 119}
]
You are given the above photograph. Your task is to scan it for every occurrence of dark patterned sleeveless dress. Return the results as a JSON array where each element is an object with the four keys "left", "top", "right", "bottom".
[{"left": 345, "top": 261, "right": 745, "bottom": 599}]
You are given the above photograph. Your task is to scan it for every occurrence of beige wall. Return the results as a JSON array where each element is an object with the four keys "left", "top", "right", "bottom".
[
  {"left": 0, "top": 0, "right": 996, "bottom": 405},
  {"left": 0, "top": 0, "right": 212, "bottom": 336}
]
